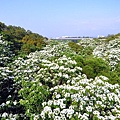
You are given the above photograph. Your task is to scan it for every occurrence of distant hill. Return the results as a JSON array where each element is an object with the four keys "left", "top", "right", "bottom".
[{"left": 0, "top": 21, "right": 48, "bottom": 55}]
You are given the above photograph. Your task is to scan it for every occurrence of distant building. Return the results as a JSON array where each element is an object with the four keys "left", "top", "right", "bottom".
[
  {"left": 61, "top": 36, "right": 69, "bottom": 38},
  {"left": 55, "top": 37, "right": 60, "bottom": 39},
  {"left": 97, "top": 35, "right": 105, "bottom": 38}
]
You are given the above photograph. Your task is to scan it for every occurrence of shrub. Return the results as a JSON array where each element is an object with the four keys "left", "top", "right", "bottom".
[
  {"left": 68, "top": 42, "right": 83, "bottom": 53},
  {"left": 19, "top": 80, "right": 50, "bottom": 117}
]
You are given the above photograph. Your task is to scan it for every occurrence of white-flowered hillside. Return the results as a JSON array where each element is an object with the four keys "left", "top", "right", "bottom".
[
  {"left": 93, "top": 39, "right": 120, "bottom": 69},
  {"left": 0, "top": 35, "right": 14, "bottom": 66},
  {"left": 0, "top": 35, "right": 25, "bottom": 119},
  {"left": 0, "top": 33, "right": 120, "bottom": 120}
]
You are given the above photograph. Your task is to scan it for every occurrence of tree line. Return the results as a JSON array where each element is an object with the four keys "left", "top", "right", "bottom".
[{"left": 0, "top": 21, "right": 48, "bottom": 57}]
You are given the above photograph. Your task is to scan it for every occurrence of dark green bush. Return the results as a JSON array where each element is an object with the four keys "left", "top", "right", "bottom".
[
  {"left": 115, "top": 62, "right": 120, "bottom": 76},
  {"left": 74, "top": 55, "right": 120, "bottom": 84},
  {"left": 100, "top": 71, "right": 120, "bottom": 85},
  {"left": 68, "top": 41, "right": 83, "bottom": 53},
  {"left": 74, "top": 55, "right": 84, "bottom": 67},
  {"left": 82, "top": 65, "right": 95, "bottom": 78},
  {"left": 82, "top": 57, "right": 110, "bottom": 79},
  {"left": 81, "top": 46, "right": 94, "bottom": 56}
]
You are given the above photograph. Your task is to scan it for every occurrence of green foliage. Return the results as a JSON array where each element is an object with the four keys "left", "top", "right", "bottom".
[
  {"left": 101, "top": 70, "right": 120, "bottom": 85},
  {"left": 74, "top": 55, "right": 84, "bottom": 67},
  {"left": 0, "top": 34, "right": 14, "bottom": 66},
  {"left": 0, "top": 46, "right": 25, "bottom": 118},
  {"left": 1, "top": 21, "right": 120, "bottom": 119},
  {"left": 21, "top": 33, "right": 46, "bottom": 54},
  {"left": 21, "top": 43, "right": 36, "bottom": 54},
  {"left": 0, "top": 21, "right": 47, "bottom": 57},
  {"left": 81, "top": 46, "right": 94, "bottom": 56},
  {"left": 0, "top": 71, "right": 24, "bottom": 115},
  {"left": 82, "top": 65, "right": 95, "bottom": 78},
  {"left": 74, "top": 55, "right": 120, "bottom": 84},
  {"left": 68, "top": 41, "right": 94, "bottom": 57},
  {"left": 114, "top": 33, "right": 120, "bottom": 37},
  {"left": 4, "top": 25, "right": 26, "bottom": 40},
  {"left": 115, "top": 62, "right": 120, "bottom": 76},
  {"left": 105, "top": 34, "right": 118, "bottom": 42},
  {"left": 68, "top": 41, "right": 83, "bottom": 53},
  {"left": 19, "top": 80, "right": 50, "bottom": 116},
  {"left": 0, "top": 22, "right": 7, "bottom": 31},
  {"left": 82, "top": 57, "right": 110, "bottom": 79}
]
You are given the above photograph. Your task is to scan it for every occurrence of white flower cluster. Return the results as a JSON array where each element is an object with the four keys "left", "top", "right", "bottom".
[
  {"left": 0, "top": 35, "right": 20, "bottom": 119},
  {"left": 0, "top": 112, "right": 26, "bottom": 120},
  {"left": 12, "top": 41, "right": 79, "bottom": 86},
  {"left": 77, "top": 38, "right": 103, "bottom": 48},
  {"left": 0, "top": 35, "right": 14, "bottom": 65},
  {"left": 41, "top": 75, "right": 120, "bottom": 119},
  {"left": 0, "top": 67, "right": 20, "bottom": 119},
  {"left": 8, "top": 40, "right": 120, "bottom": 119},
  {"left": 93, "top": 39, "right": 120, "bottom": 68}
]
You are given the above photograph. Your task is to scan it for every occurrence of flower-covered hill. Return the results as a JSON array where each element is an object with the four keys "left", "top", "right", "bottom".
[
  {"left": 0, "top": 28, "right": 120, "bottom": 119},
  {"left": 68, "top": 38, "right": 120, "bottom": 84},
  {"left": 10, "top": 39, "right": 120, "bottom": 119},
  {"left": 0, "top": 34, "right": 26, "bottom": 119},
  {"left": 77, "top": 36, "right": 120, "bottom": 70},
  {"left": 93, "top": 38, "right": 120, "bottom": 69}
]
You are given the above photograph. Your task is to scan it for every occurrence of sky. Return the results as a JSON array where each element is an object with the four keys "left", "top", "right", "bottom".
[{"left": 1, "top": 0, "right": 120, "bottom": 38}]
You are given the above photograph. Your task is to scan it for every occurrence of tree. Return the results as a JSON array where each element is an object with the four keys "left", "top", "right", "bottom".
[
  {"left": 0, "top": 22, "right": 7, "bottom": 31},
  {"left": 4, "top": 25, "right": 26, "bottom": 40},
  {"left": 21, "top": 33, "right": 46, "bottom": 54}
]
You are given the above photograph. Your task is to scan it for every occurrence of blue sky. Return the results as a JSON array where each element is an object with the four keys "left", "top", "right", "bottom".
[{"left": 1, "top": 0, "right": 120, "bottom": 38}]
